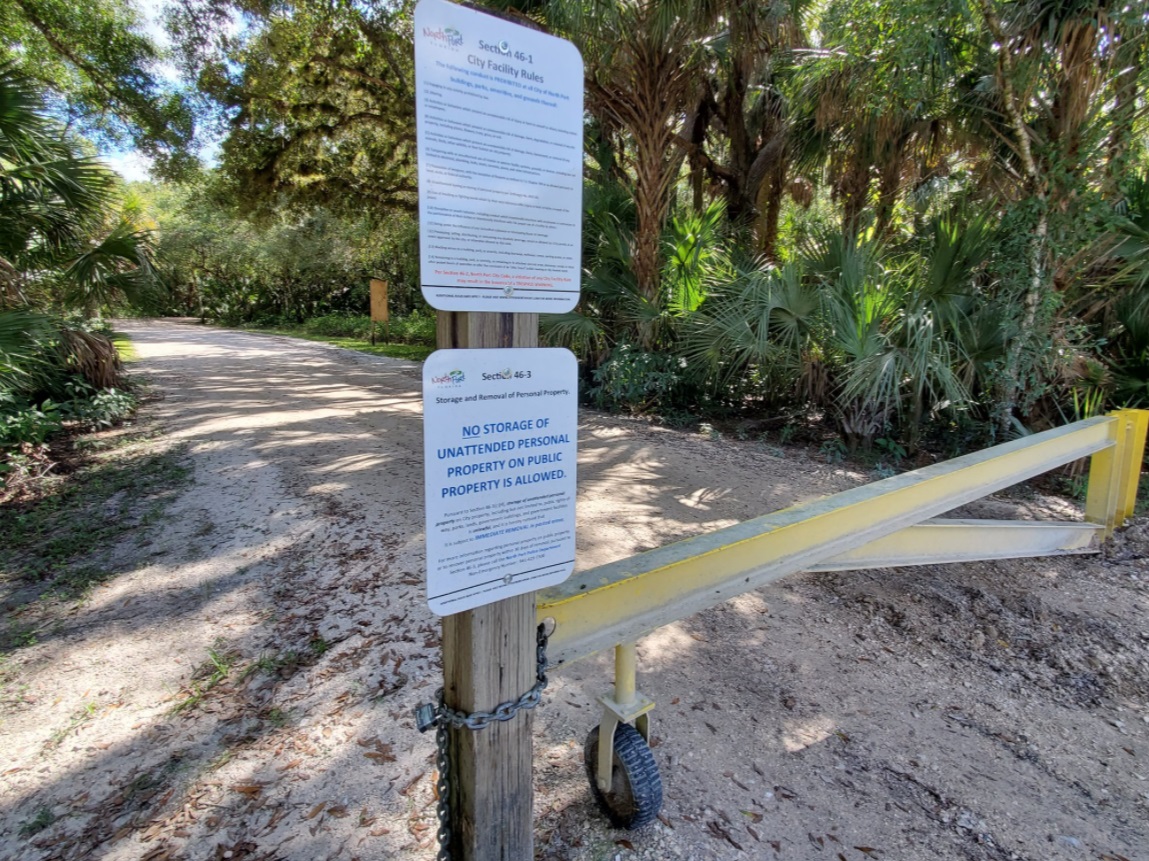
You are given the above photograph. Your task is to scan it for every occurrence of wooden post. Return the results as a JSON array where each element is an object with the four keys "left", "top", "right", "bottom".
[
  {"left": 370, "top": 279, "right": 389, "bottom": 346},
  {"left": 370, "top": 278, "right": 390, "bottom": 323},
  {"left": 438, "top": 310, "right": 538, "bottom": 861}
]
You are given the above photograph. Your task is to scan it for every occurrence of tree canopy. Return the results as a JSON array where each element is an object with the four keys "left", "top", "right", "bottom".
[
  {"left": 11, "top": 0, "right": 1143, "bottom": 452},
  {"left": 168, "top": 0, "right": 418, "bottom": 215},
  {"left": 1, "top": 0, "right": 197, "bottom": 175}
]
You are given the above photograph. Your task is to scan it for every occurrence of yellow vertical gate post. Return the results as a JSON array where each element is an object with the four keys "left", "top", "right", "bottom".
[
  {"left": 1085, "top": 413, "right": 1123, "bottom": 537},
  {"left": 1085, "top": 411, "right": 1142, "bottom": 538},
  {"left": 1115, "top": 409, "right": 1149, "bottom": 522}
]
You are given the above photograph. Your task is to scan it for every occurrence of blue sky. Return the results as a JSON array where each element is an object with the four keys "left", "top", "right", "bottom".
[{"left": 101, "top": 0, "right": 210, "bottom": 182}]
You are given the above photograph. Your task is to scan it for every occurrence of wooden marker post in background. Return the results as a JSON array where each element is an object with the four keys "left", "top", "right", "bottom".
[{"left": 369, "top": 278, "right": 388, "bottom": 345}]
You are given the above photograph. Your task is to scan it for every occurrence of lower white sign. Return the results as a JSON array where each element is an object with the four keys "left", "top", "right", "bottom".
[{"left": 423, "top": 348, "right": 577, "bottom": 615}]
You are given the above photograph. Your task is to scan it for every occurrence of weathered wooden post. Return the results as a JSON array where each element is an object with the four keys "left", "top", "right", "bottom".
[
  {"left": 437, "top": 311, "right": 538, "bottom": 860},
  {"left": 412, "top": 1, "right": 584, "bottom": 858}
]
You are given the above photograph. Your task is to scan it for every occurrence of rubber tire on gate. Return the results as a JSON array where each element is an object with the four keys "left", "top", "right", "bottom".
[{"left": 584, "top": 722, "right": 663, "bottom": 830}]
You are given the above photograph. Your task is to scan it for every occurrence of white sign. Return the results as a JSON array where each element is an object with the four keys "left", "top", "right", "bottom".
[
  {"left": 414, "top": 0, "right": 584, "bottom": 313},
  {"left": 423, "top": 348, "right": 578, "bottom": 615}
]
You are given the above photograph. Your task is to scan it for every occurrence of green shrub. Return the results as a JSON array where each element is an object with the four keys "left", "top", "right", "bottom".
[
  {"left": 300, "top": 314, "right": 372, "bottom": 339},
  {"left": 0, "top": 383, "right": 136, "bottom": 455},
  {"left": 243, "top": 312, "right": 436, "bottom": 347},
  {"left": 588, "top": 345, "right": 688, "bottom": 413},
  {"left": 60, "top": 386, "right": 136, "bottom": 430},
  {"left": 0, "top": 399, "right": 62, "bottom": 447},
  {"left": 385, "top": 314, "right": 436, "bottom": 346}
]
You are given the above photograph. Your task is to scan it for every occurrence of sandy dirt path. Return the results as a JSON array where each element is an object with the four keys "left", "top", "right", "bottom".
[{"left": 2, "top": 319, "right": 1147, "bottom": 861}]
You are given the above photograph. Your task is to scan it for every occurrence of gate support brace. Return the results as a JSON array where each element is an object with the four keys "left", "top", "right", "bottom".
[{"left": 809, "top": 518, "right": 1101, "bottom": 571}]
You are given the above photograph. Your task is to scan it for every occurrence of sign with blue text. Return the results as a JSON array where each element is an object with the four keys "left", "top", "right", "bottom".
[
  {"left": 423, "top": 348, "right": 578, "bottom": 615},
  {"left": 414, "top": 0, "right": 583, "bottom": 313}
]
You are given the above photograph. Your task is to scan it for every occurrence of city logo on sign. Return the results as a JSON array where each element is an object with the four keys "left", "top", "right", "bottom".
[
  {"left": 430, "top": 369, "right": 465, "bottom": 385},
  {"left": 423, "top": 25, "right": 463, "bottom": 48}
]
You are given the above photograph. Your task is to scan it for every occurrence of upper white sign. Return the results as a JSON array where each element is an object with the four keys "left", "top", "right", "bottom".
[{"left": 414, "top": 0, "right": 584, "bottom": 313}]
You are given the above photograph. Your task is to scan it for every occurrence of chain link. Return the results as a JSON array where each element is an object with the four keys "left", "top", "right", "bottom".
[{"left": 416, "top": 624, "right": 549, "bottom": 861}]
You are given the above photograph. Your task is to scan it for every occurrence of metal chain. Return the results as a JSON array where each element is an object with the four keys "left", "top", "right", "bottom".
[{"left": 415, "top": 624, "right": 549, "bottom": 861}]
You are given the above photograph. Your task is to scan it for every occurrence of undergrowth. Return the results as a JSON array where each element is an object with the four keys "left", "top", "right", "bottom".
[
  {"left": 233, "top": 313, "right": 435, "bottom": 362},
  {"left": 0, "top": 411, "right": 191, "bottom": 651}
]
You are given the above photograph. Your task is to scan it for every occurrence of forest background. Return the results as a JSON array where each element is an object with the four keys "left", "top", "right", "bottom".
[{"left": 3, "top": 0, "right": 1149, "bottom": 468}]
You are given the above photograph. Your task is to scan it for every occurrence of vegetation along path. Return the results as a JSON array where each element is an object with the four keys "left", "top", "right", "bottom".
[{"left": 2, "top": 319, "right": 1148, "bottom": 861}]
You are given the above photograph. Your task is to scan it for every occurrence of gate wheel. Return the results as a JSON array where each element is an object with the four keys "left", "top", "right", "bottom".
[{"left": 584, "top": 722, "right": 663, "bottom": 829}]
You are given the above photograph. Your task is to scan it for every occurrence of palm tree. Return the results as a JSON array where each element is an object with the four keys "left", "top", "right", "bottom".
[
  {"left": 521, "top": 0, "right": 719, "bottom": 330},
  {"left": 966, "top": 0, "right": 1145, "bottom": 432},
  {"left": 0, "top": 63, "right": 159, "bottom": 315}
]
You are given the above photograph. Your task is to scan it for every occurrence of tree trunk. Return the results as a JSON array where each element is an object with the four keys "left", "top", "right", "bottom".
[
  {"left": 755, "top": 164, "right": 785, "bottom": 261},
  {"left": 1105, "top": 26, "right": 1142, "bottom": 197},
  {"left": 590, "top": 36, "right": 692, "bottom": 348},
  {"left": 979, "top": 0, "right": 1049, "bottom": 436},
  {"left": 1048, "top": 19, "right": 1100, "bottom": 178},
  {"left": 839, "top": 159, "right": 871, "bottom": 236},
  {"left": 874, "top": 147, "right": 904, "bottom": 239}
]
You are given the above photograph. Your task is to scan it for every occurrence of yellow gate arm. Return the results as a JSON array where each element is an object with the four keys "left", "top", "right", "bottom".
[{"left": 539, "top": 412, "right": 1147, "bottom": 668}]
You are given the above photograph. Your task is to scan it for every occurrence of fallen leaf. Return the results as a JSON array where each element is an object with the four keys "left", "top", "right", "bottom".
[
  {"left": 306, "top": 801, "right": 326, "bottom": 820},
  {"left": 741, "top": 810, "right": 763, "bottom": 823},
  {"left": 364, "top": 741, "right": 397, "bottom": 763},
  {"left": 232, "top": 784, "right": 263, "bottom": 797},
  {"left": 278, "top": 758, "right": 302, "bottom": 771},
  {"left": 769, "top": 839, "right": 781, "bottom": 853},
  {"left": 747, "top": 825, "right": 762, "bottom": 842},
  {"left": 400, "top": 772, "right": 425, "bottom": 796},
  {"left": 707, "top": 820, "right": 744, "bottom": 851},
  {"left": 854, "top": 848, "right": 880, "bottom": 858},
  {"left": 615, "top": 839, "right": 634, "bottom": 850},
  {"left": 808, "top": 832, "right": 824, "bottom": 849}
]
